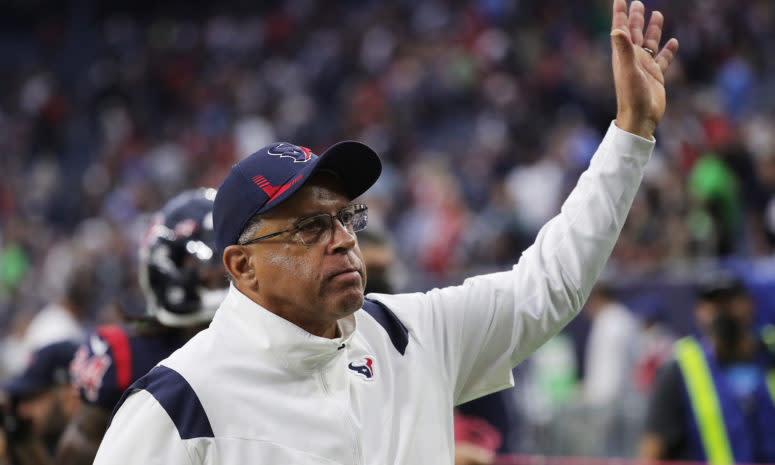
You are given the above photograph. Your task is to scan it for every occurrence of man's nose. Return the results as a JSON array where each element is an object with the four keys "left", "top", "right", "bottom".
[{"left": 328, "top": 219, "right": 356, "bottom": 252}]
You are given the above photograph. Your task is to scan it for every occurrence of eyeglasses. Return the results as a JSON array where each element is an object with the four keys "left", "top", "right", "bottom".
[{"left": 239, "top": 204, "right": 368, "bottom": 247}]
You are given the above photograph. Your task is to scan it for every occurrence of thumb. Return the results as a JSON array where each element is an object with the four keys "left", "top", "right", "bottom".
[{"left": 611, "top": 29, "right": 634, "bottom": 66}]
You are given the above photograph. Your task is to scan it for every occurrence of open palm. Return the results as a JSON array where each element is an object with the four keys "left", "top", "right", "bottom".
[{"left": 611, "top": 0, "right": 679, "bottom": 139}]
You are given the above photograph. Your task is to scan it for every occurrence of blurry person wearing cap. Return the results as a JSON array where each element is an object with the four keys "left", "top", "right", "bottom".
[
  {"left": 94, "top": 2, "right": 678, "bottom": 463},
  {"left": 640, "top": 271, "right": 775, "bottom": 464},
  {"left": 53, "top": 189, "right": 228, "bottom": 465},
  {"left": 2, "top": 341, "right": 79, "bottom": 465}
]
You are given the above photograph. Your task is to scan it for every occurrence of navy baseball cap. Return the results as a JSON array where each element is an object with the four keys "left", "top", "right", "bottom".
[
  {"left": 214, "top": 141, "right": 382, "bottom": 255},
  {"left": 4, "top": 341, "right": 79, "bottom": 397}
]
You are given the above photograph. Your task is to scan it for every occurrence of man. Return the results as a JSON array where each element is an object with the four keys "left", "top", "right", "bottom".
[
  {"left": 640, "top": 272, "right": 775, "bottom": 464},
  {"left": 95, "top": 1, "right": 678, "bottom": 463},
  {"left": 581, "top": 283, "right": 640, "bottom": 457},
  {"left": 55, "top": 188, "right": 228, "bottom": 465},
  {"left": 2, "top": 341, "right": 80, "bottom": 465},
  {"left": 583, "top": 284, "right": 639, "bottom": 406},
  {"left": 22, "top": 265, "right": 93, "bottom": 359}
]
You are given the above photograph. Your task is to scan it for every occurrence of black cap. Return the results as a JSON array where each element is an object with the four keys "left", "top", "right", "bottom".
[{"left": 4, "top": 341, "right": 78, "bottom": 397}]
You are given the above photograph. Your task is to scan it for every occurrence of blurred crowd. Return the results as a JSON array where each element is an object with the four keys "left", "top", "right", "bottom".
[{"left": 2, "top": 0, "right": 775, "bottom": 459}]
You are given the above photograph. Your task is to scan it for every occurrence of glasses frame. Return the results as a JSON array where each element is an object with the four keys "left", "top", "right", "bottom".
[{"left": 239, "top": 203, "right": 368, "bottom": 247}]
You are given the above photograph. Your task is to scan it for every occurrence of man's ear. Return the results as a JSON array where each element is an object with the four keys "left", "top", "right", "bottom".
[{"left": 223, "top": 245, "right": 255, "bottom": 284}]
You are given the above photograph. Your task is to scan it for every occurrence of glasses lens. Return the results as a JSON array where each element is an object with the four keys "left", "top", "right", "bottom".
[
  {"left": 349, "top": 205, "right": 368, "bottom": 232},
  {"left": 296, "top": 215, "right": 332, "bottom": 244},
  {"left": 294, "top": 205, "right": 368, "bottom": 245}
]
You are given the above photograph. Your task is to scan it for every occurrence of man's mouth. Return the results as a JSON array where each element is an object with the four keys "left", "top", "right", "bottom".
[{"left": 330, "top": 268, "right": 361, "bottom": 281}]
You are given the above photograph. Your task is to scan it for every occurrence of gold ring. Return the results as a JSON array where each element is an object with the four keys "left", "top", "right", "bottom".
[{"left": 642, "top": 47, "right": 656, "bottom": 58}]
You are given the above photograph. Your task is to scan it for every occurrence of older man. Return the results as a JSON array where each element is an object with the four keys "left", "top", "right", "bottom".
[{"left": 95, "top": 1, "right": 678, "bottom": 463}]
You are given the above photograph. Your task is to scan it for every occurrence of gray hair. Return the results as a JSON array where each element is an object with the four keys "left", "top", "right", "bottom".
[
  {"left": 237, "top": 214, "right": 263, "bottom": 245},
  {"left": 225, "top": 214, "right": 263, "bottom": 283}
]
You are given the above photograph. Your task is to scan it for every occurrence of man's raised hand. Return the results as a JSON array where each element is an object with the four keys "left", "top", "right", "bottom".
[{"left": 611, "top": 0, "right": 679, "bottom": 139}]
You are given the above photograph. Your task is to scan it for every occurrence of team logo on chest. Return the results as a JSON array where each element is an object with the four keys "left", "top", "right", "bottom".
[{"left": 348, "top": 356, "right": 375, "bottom": 380}]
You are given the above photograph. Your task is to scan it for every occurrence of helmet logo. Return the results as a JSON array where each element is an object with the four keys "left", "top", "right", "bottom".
[{"left": 174, "top": 219, "right": 199, "bottom": 238}]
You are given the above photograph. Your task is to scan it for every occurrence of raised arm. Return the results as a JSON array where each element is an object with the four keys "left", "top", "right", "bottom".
[{"left": 374, "top": 0, "right": 680, "bottom": 405}]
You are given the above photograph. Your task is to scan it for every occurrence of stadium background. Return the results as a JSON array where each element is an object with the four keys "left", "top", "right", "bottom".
[{"left": 1, "top": 0, "right": 774, "bottom": 460}]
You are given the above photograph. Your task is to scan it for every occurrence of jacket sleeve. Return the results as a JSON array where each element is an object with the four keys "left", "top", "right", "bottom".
[
  {"left": 373, "top": 122, "right": 655, "bottom": 405},
  {"left": 93, "top": 390, "right": 194, "bottom": 465}
]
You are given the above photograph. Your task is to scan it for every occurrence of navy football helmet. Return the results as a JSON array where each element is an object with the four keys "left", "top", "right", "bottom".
[{"left": 139, "top": 188, "right": 228, "bottom": 327}]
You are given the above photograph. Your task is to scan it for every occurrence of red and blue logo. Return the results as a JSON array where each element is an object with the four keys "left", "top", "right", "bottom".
[
  {"left": 348, "top": 357, "right": 375, "bottom": 380},
  {"left": 266, "top": 142, "right": 314, "bottom": 163}
]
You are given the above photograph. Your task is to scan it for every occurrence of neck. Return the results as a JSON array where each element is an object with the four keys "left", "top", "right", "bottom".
[{"left": 235, "top": 283, "right": 341, "bottom": 339}]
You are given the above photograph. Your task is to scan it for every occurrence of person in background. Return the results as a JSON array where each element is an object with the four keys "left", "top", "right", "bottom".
[
  {"left": 2, "top": 341, "right": 80, "bottom": 465},
  {"left": 632, "top": 296, "right": 676, "bottom": 395},
  {"left": 22, "top": 266, "right": 93, "bottom": 359},
  {"left": 358, "top": 229, "right": 400, "bottom": 296},
  {"left": 582, "top": 283, "right": 639, "bottom": 457},
  {"left": 54, "top": 188, "right": 228, "bottom": 465},
  {"left": 640, "top": 271, "right": 775, "bottom": 463},
  {"left": 583, "top": 283, "right": 639, "bottom": 405}
]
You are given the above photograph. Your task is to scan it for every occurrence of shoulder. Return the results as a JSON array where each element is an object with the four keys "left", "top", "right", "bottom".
[
  {"left": 95, "top": 388, "right": 197, "bottom": 465},
  {"left": 359, "top": 297, "right": 410, "bottom": 355},
  {"left": 112, "top": 365, "right": 214, "bottom": 441},
  {"left": 71, "top": 325, "right": 182, "bottom": 410},
  {"left": 71, "top": 326, "right": 131, "bottom": 409}
]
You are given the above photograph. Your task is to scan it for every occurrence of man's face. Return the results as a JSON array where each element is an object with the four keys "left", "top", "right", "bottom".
[
  {"left": 696, "top": 292, "right": 754, "bottom": 334},
  {"left": 242, "top": 173, "right": 366, "bottom": 335},
  {"left": 15, "top": 387, "right": 69, "bottom": 442}
]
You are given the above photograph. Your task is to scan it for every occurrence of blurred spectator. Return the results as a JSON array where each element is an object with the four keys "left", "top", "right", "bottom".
[
  {"left": 359, "top": 229, "right": 401, "bottom": 295},
  {"left": 582, "top": 284, "right": 638, "bottom": 406},
  {"left": 640, "top": 271, "right": 775, "bottom": 463},
  {"left": 631, "top": 297, "right": 676, "bottom": 395},
  {"left": 22, "top": 265, "right": 94, "bottom": 357},
  {"left": 581, "top": 284, "right": 639, "bottom": 457},
  {"left": 2, "top": 341, "right": 80, "bottom": 465}
]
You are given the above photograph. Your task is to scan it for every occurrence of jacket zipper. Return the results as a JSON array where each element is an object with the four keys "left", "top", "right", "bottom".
[{"left": 319, "top": 369, "right": 362, "bottom": 465}]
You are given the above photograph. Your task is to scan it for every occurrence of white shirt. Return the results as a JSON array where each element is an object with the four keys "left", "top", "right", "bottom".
[
  {"left": 23, "top": 302, "right": 85, "bottom": 352},
  {"left": 94, "top": 123, "right": 654, "bottom": 465},
  {"left": 583, "top": 301, "right": 639, "bottom": 405}
]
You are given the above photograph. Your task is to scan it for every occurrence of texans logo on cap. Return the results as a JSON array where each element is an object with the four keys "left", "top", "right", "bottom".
[{"left": 266, "top": 143, "right": 314, "bottom": 163}]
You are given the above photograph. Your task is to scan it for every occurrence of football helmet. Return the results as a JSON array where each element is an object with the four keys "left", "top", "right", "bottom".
[{"left": 139, "top": 188, "right": 228, "bottom": 327}]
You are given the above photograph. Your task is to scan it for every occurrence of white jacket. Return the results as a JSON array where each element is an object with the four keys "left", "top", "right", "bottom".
[{"left": 94, "top": 123, "right": 654, "bottom": 464}]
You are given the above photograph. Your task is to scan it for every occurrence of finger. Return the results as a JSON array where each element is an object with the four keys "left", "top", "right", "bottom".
[
  {"left": 643, "top": 10, "right": 664, "bottom": 55},
  {"left": 611, "top": 0, "right": 629, "bottom": 36},
  {"left": 611, "top": 29, "right": 635, "bottom": 68},
  {"left": 655, "top": 38, "right": 679, "bottom": 74},
  {"left": 628, "top": 0, "right": 645, "bottom": 46}
]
